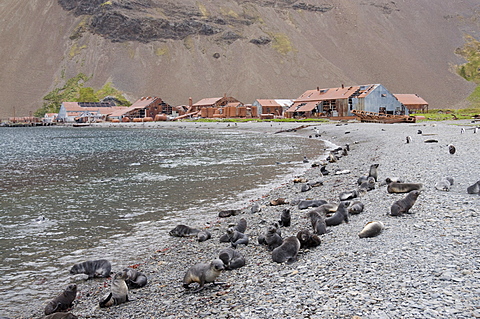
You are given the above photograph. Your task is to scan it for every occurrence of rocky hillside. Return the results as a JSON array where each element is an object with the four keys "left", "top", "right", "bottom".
[{"left": 0, "top": 0, "right": 479, "bottom": 117}]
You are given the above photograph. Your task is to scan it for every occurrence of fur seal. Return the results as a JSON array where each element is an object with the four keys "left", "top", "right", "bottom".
[
  {"left": 226, "top": 228, "right": 249, "bottom": 248},
  {"left": 123, "top": 268, "right": 148, "bottom": 289},
  {"left": 272, "top": 236, "right": 301, "bottom": 264},
  {"left": 358, "top": 221, "right": 385, "bottom": 238},
  {"left": 218, "top": 209, "right": 241, "bottom": 218},
  {"left": 263, "top": 224, "right": 283, "bottom": 251},
  {"left": 359, "top": 177, "right": 375, "bottom": 192},
  {"left": 390, "top": 190, "right": 421, "bottom": 216},
  {"left": 197, "top": 230, "right": 211, "bottom": 242},
  {"left": 387, "top": 182, "right": 423, "bottom": 193},
  {"left": 220, "top": 218, "right": 247, "bottom": 242},
  {"left": 348, "top": 201, "right": 364, "bottom": 215},
  {"left": 434, "top": 177, "right": 454, "bottom": 191},
  {"left": 320, "top": 166, "right": 330, "bottom": 175},
  {"left": 44, "top": 284, "right": 77, "bottom": 315},
  {"left": 307, "top": 210, "right": 327, "bottom": 235},
  {"left": 368, "top": 164, "right": 379, "bottom": 182},
  {"left": 297, "top": 199, "right": 327, "bottom": 210},
  {"left": 467, "top": 180, "right": 480, "bottom": 194},
  {"left": 250, "top": 203, "right": 261, "bottom": 213},
  {"left": 99, "top": 271, "right": 129, "bottom": 308},
  {"left": 183, "top": 259, "right": 225, "bottom": 292},
  {"left": 69, "top": 260, "right": 111, "bottom": 278},
  {"left": 325, "top": 202, "right": 349, "bottom": 226},
  {"left": 296, "top": 229, "right": 321, "bottom": 248},
  {"left": 301, "top": 184, "right": 312, "bottom": 192},
  {"left": 279, "top": 208, "right": 291, "bottom": 227},
  {"left": 218, "top": 248, "right": 246, "bottom": 270},
  {"left": 293, "top": 177, "right": 308, "bottom": 183},
  {"left": 169, "top": 225, "right": 200, "bottom": 237},
  {"left": 44, "top": 313, "right": 78, "bottom": 319},
  {"left": 424, "top": 139, "right": 438, "bottom": 143},
  {"left": 339, "top": 189, "right": 359, "bottom": 201},
  {"left": 270, "top": 198, "right": 288, "bottom": 206}
]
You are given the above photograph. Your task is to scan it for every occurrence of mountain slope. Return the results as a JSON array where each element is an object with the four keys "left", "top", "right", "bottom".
[{"left": 0, "top": 0, "right": 478, "bottom": 117}]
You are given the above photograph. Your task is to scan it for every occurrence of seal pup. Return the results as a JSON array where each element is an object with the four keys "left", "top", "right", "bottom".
[
  {"left": 359, "top": 177, "right": 375, "bottom": 192},
  {"left": 124, "top": 268, "right": 148, "bottom": 289},
  {"left": 390, "top": 190, "right": 421, "bottom": 216},
  {"left": 169, "top": 225, "right": 200, "bottom": 237},
  {"left": 279, "top": 208, "right": 291, "bottom": 227},
  {"left": 434, "top": 177, "right": 454, "bottom": 191},
  {"left": 368, "top": 163, "right": 379, "bottom": 182},
  {"left": 296, "top": 229, "right": 321, "bottom": 248},
  {"left": 358, "top": 221, "right": 385, "bottom": 238},
  {"left": 320, "top": 166, "right": 330, "bottom": 175},
  {"left": 44, "top": 284, "right": 77, "bottom": 315},
  {"left": 298, "top": 199, "right": 327, "bottom": 210},
  {"left": 250, "top": 203, "right": 261, "bottom": 213},
  {"left": 339, "top": 189, "right": 359, "bottom": 201},
  {"left": 218, "top": 248, "right": 246, "bottom": 270},
  {"left": 264, "top": 224, "right": 283, "bottom": 251},
  {"left": 387, "top": 182, "right": 423, "bottom": 193},
  {"left": 218, "top": 209, "right": 241, "bottom": 218},
  {"left": 69, "top": 260, "right": 111, "bottom": 278},
  {"left": 306, "top": 210, "right": 327, "bottom": 235},
  {"left": 467, "top": 180, "right": 480, "bottom": 194},
  {"left": 225, "top": 227, "right": 249, "bottom": 248},
  {"left": 272, "top": 236, "right": 301, "bottom": 264},
  {"left": 270, "top": 198, "right": 288, "bottom": 206},
  {"left": 183, "top": 259, "right": 225, "bottom": 292},
  {"left": 44, "top": 313, "right": 78, "bottom": 319},
  {"left": 348, "top": 201, "right": 364, "bottom": 215},
  {"left": 448, "top": 144, "right": 456, "bottom": 155},
  {"left": 301, "top": 183, "right": 312, "bottom": 192},
  {"left": 99, "top": 271, "right": 129, "bottom": 308},
  {"left": 197, "top": 230, "right": 211, "bottom": 242},
  {"left": 325, "top": 202, "right": 349, "bottom": 226},
  {"left": 220, "top": 218, "right": 247, "bottom": 242}
]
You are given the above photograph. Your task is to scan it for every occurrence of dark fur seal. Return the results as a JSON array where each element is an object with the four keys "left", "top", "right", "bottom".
[
  {"left": 339, "top": 189, "right": 359, "bottom": 201},
  {"left": 390, "top": 190, "right": 421, "bottom": 216},
  {"left": 325, "top": 202, "right": 349, "bottom": 226},
  {"left": 44, "top": 284, "right": 77, "bottom": 315},
  {"left": 44, "top": 313, "right": 78, "bottom": 319},
  {"left": 220, "top": 218, "right": 247, "bottom": 242},
  {"left": 307, "top": 210, "right": 327, "bottom": 235},
  {"left": 218, "top": 248, "right": 246, "bottom": 270},
  {"left": 250, "top": 203, "right": 261, "bottom": 213},
  {"left": 320, "top": 166, "right": 330, "bottom": 175},
  {"left": 435, "top": 177, "right": 454, "bottom": 191},
  {"left": 272, "top": 236, "right": 301, "bottom": 264},
  {"left": 298, "top": 199, "right": 327, "bottom": 210},
  {"left": 301, "top": 184, "right": 312, "bottom": 192},
  {"left": 169, "top": 225, "right": 200, "bottom": 237},
  {"left": 226, "top": 228, "right": 249, "bottom": 248},
  {"left": 359, "top": 177, "right": 375, "bottom": 192},
  {"left": 183, "top": 259, "right": 225, "bottom": 292},
  {"left": 358, "top": 221, "right": 385, "bottom": 238},
  {"left": 124, "top": 268, "right": 148, "bottom": 289},
  {"left": 99, "top": 271, "right": 129, "bottom": 308},
  {"left": 69, "top": 259, "right": 111, "bottom": 278},
  {"left": 279, "top": 208, "right": 291, "bottom": 227},
  {"left": 296, "top": 229, "right": 321, "bottom": 248},
  {"left": 218, "top": 209, "right": 241, "bottom": 218},
  {"left": 467, "top": 180, "right": 480, "bottom": 194},
  {"left": 368, "top": 163, "right": 379, "bottom": 182},
  {"left": 387, "top": 182, "right": 423, "bottom": 193},
  {"left": 263, "top": 224, "right": 283, "bottom": 251},
  {"left": 348, "top": 201, "right": 364, "bottom": 215},
  {"left": 197, "top": 230, "right": 211, "bottom": 242}
]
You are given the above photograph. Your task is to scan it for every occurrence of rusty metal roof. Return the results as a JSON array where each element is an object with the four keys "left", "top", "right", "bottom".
[
  {"left": 193, "top": 97, "right": 223, "bottom": 107},
  {"left": 131, "top": 96, "right": 161, "bottom": 108},
  {"left": 394, "top": 94, "right": 428, "bottom": 105},
  {"left": 285, "top": 101, "right": 318, "bottom": 112},
  {"left": 256, "top": 99, "right": 281, "bottom": 107},
  {"left": 295, "top": 84, "right": 378, "bottom": 102}
]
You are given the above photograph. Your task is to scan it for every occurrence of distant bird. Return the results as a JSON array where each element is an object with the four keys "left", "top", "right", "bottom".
[
  {"left": 406, "top": 136, "right": 412, "bottom": 144},
  {"left": 303, "top": 156, "right": 309, "bottom": 163},
  {"left": 417, "top": 130, "right": 422, "bottom": 134},
  {"left": 474, "top": 127, "right": 478, "bottom": 134},
  {"left": 448, "top": 144, "right": 456, "bottom": 155},
  {"left": 461, "top": 128, "right": 465, "bottom": 134}
]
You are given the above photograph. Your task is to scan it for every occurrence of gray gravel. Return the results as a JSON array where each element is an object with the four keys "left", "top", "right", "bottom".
[{"left": 19, "top": 120, "right": 480, "bottom": 319}]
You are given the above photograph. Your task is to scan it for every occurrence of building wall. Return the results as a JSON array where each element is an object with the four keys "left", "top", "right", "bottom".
[{"left": 351, "top": 85, "right": 408, "bottom": 115}]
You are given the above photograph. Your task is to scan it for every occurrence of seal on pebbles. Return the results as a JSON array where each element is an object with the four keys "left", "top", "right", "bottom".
[
  {"left": 183, "top": 259, "right": 225, "bottom": 292},
  {"left": 387, "top": 182, "right": 423, "bottom": 194},
  {"left": 296, "top": 229, "right": 321, "bottom": 248},
  {"left": 124, "top": 268, "right": 148, "bottom": 289},
  {"left": 279, "top": 208, "right": 291, "bottom": 227},
  {"left": 307, "top": 210, "right": 327, "bottom": 235},
  {"left": 325, "top": 202, "right": 349, "bottom": 226},
  {"left": 99, "top": 271, "right": 129, "bottom": 308},
  {"left": 348, "top": 201, "right": 364, "bottom": 215},
  {"left": 467, "top": 180, "right": 480, "bottom": 194},
  {"left": 69, "top": 260, "right": 111, "bottom": 278},
  {"left": 169, "top": 225, "right": 200, "bottom": 237},
  {"left": 358, "top": 221, "right": 385, "bottom": 238},
  {"left": 434, "top": 177, "right": 454, "bottom": 191},
  {"left": 272, "top": 236, "right": 301, "bottom": 264},
  {"left": 218, "top": 248, "right": 246, "bottom": 270},
  {"left": 44, "top": 284, "right": 77, "bottom": 315},
  {"left": 298, "top": 199, "right": 327, "bottom": 210},
  {"left": 390, "top": 190, "right": 421, "bottom": 216}
]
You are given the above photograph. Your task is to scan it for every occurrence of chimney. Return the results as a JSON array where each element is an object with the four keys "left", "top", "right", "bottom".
[
  {"left": 341, "top": 84, "right": 344, "bottom": 89},
  {"left": 317, "top": 87, "right": 319, "bottom": 91},
  {"left": 189, "top": 97, "right": 193, "bottom": 107},
  {"left": 224, "top": 93, "right": 227, "bottom": 98}
]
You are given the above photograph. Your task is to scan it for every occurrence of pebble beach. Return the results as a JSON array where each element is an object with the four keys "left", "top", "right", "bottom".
[{"left": 19, "top": 120, "right": 480, "bottom": 319}]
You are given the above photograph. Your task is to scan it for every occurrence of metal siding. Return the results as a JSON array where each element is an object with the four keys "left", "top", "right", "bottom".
[{"left": 363, "top": 85, "right": 408, "bottom": 115}]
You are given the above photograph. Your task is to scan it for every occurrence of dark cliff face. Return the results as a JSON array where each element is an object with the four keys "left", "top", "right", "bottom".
[{"left": 57, "top": 0, "right": 333, "bottom": 42}]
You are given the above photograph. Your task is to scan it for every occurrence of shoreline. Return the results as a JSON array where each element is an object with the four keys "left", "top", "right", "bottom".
[{"left": 18, "top": 120, "right": 480, "bottom": 319}]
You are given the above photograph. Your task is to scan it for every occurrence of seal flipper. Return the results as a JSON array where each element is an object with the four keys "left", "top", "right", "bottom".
[{"left": 99, "top": 292, "right": 113, "bottom": 308}]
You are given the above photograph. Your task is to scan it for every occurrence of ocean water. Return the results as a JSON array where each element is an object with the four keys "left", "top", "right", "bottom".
[{"left": 0, "top": 125, "right": 326, "bottom": 315}]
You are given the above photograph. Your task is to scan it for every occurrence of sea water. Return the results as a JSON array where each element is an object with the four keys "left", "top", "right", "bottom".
[{"left": 0, "top": 125, "right": 326, "bottom": 315}]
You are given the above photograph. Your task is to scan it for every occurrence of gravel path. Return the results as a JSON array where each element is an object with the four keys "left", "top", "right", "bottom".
[{"left": 19, "top": 120, "right": 480, "bottom": 319}]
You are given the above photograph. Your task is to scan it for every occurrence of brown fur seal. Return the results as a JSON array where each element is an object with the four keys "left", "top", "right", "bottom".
[
  {"left": 348, "top": 201, "right": 364, "bottom": 215},
  {"left": 296, "top": 229, "right": 321, "bottom": 248},
  {"left": 390, "top": 190, "right": 421, "bottom": 216},
  {"left": 297, "top": 199, "right": 327, "bottom": 210},
  {"left": 183, "top": 259, "right": 225, "bottom": 292},
  {"left": 272, "top": 236, "right": 301, "bottom": 264},
  {"left": 99, "top": 271, "right": 129, "bottom": 308},
  {"left": 434, "top": 177, "right": 454, "bottom": 191},
  {"left": 387, "top": 182, "right": 423, "bottom": 193},
  {"left": 69, "top": 260, "right": 111, "bottom": 278},
  {"left": 358, "top": 221, "right": 385, "bottom": 238},
  {"left": 169, "top": 225, "right": 200, "bottom": 237},
  {"left": 307, "top": 210, "right": 327, "bottom": 235},
  {"left": 44, "top": 284, "right": 77, "bottom": 315},
  {"left": 44, "top": 313, "right": 78, "bottom": 319},
  {"left": 218, "top": 248, "right": 246, "bottom": 270},
  {"left": 467, "top": 180, "right": 480, "bottom": 194},
  {"left": 279, "top": 208, "right": 291, "bottom": 227},
  {"left": 123, "top": 268, "right": 148, "bottom": 289},
  {"left": 270, "top": 198, "right": 288, "bottom": 206},
  {"left": 339, "top": 189, "right": 359, "bottom": 201},
  {"left": 325, "top": 202, "right": 349, "bottom": 226}
]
